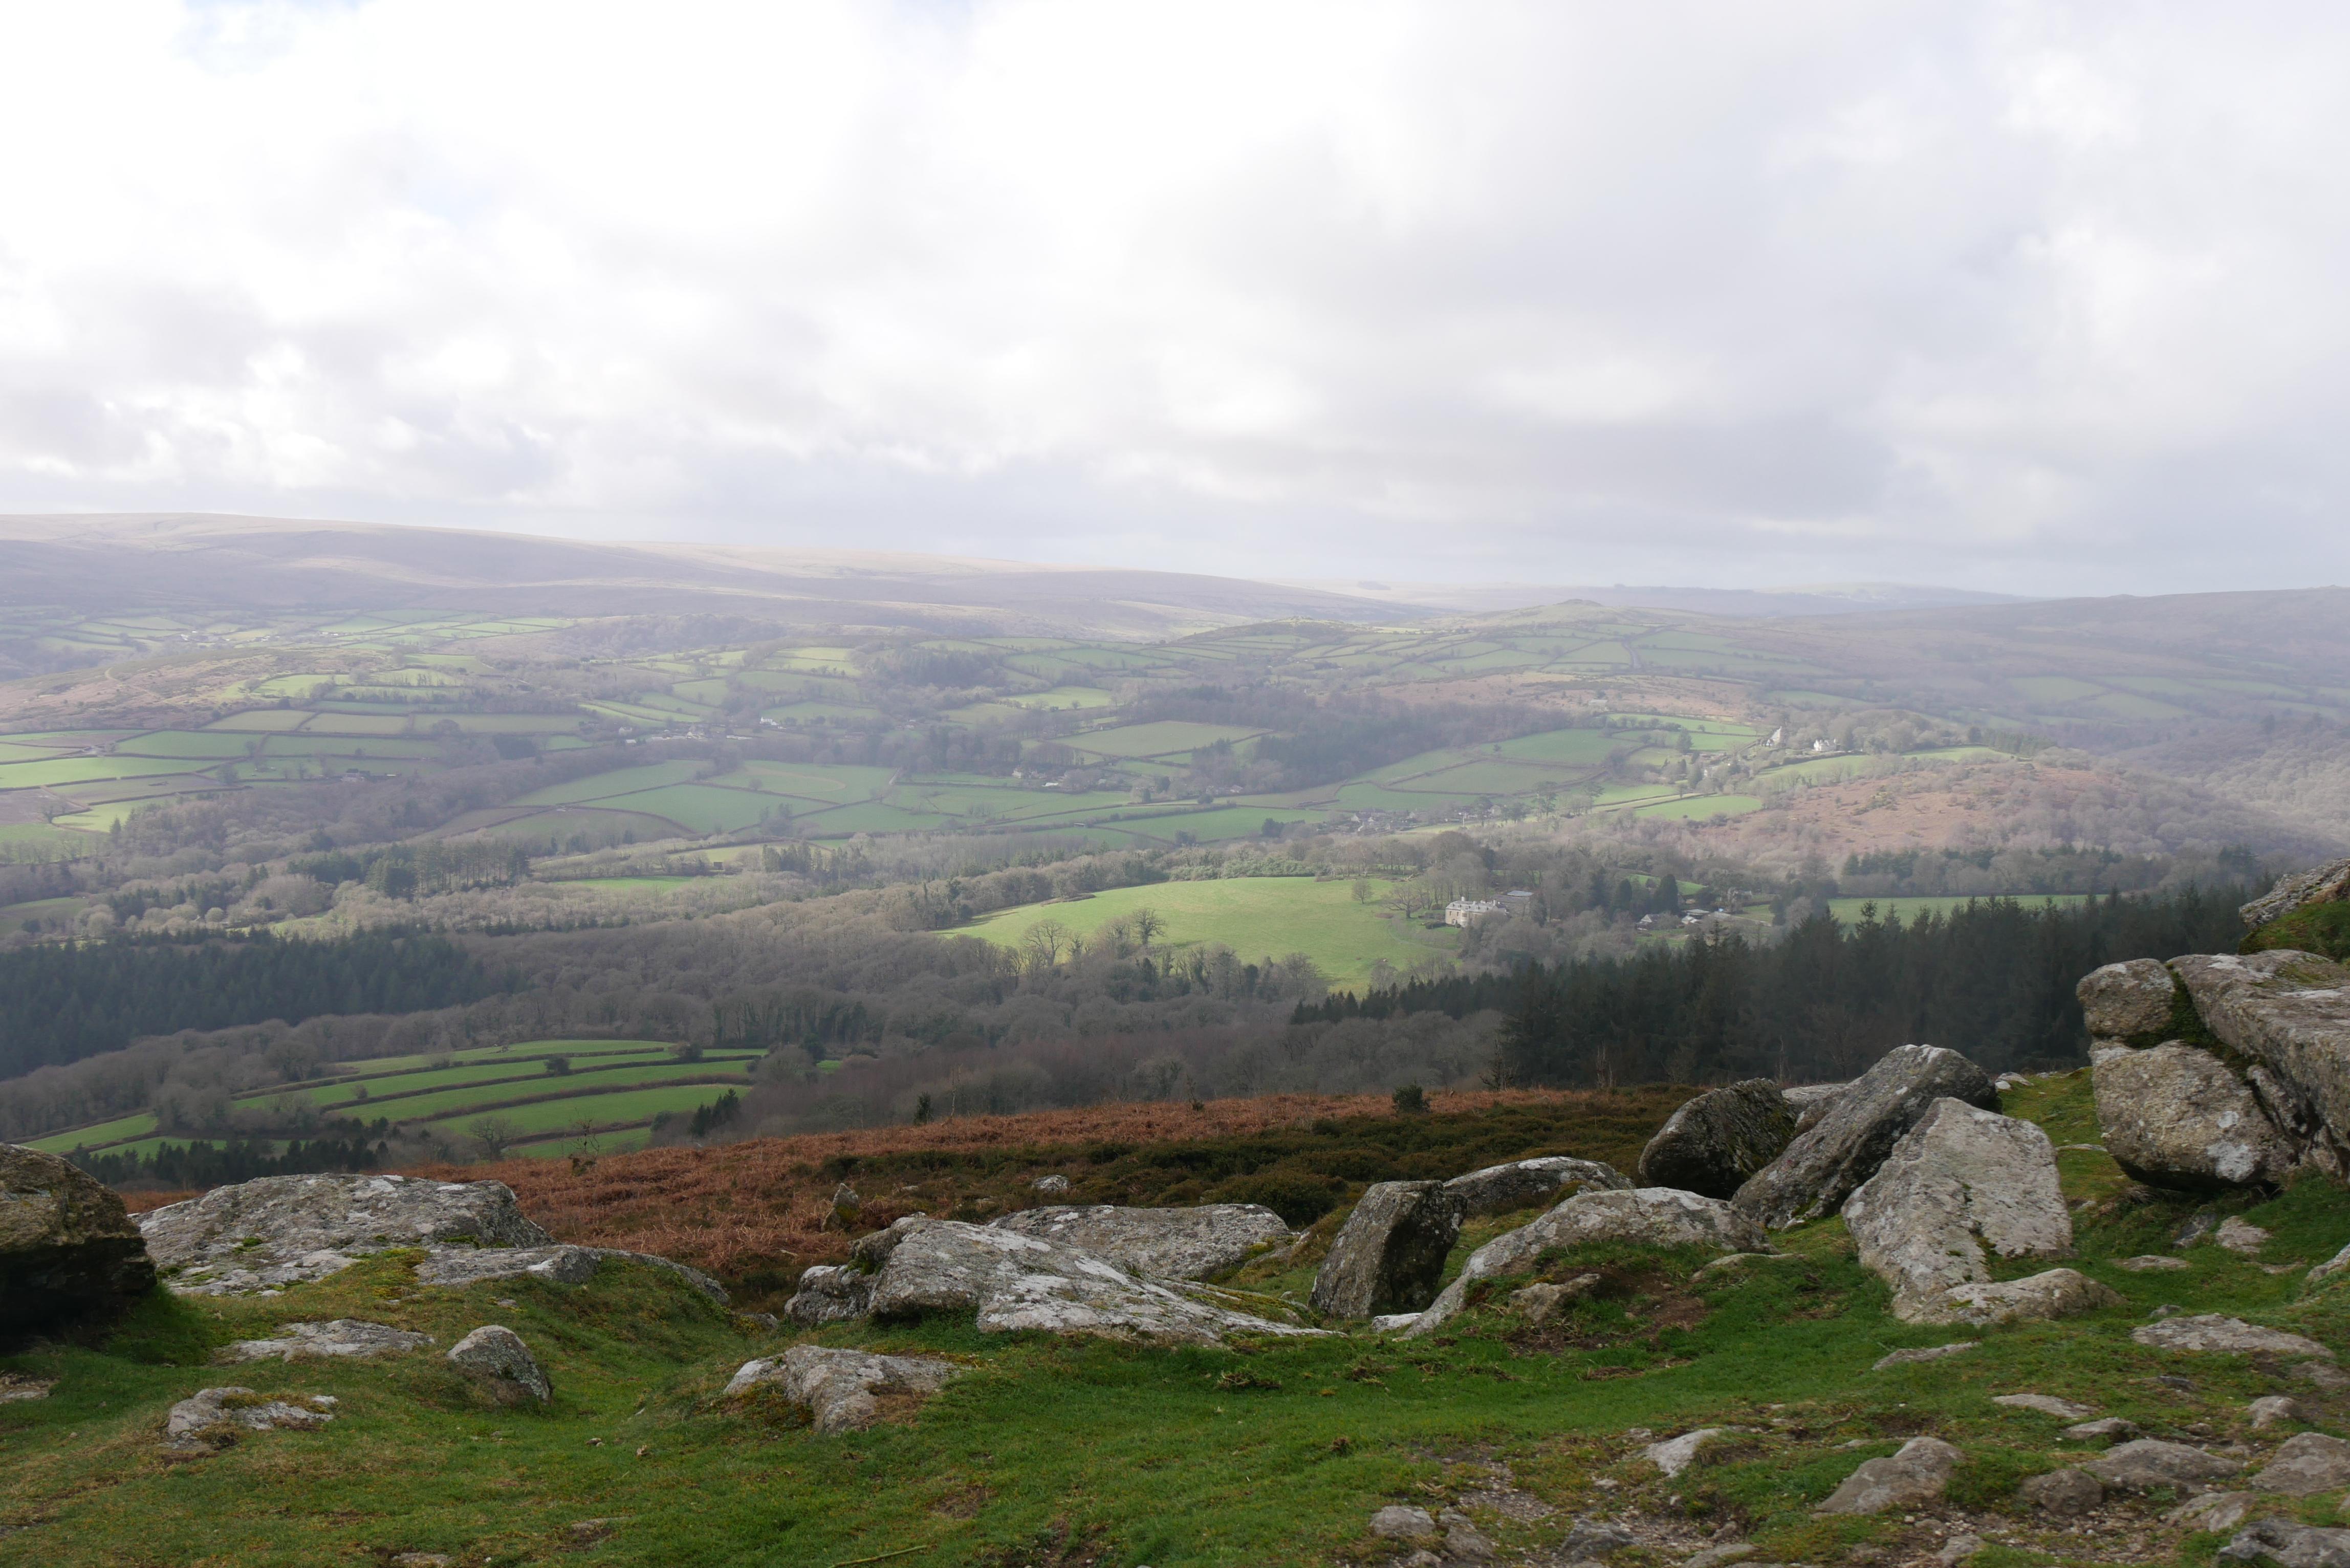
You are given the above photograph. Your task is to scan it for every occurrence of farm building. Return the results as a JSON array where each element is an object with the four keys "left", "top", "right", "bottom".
[{"left": 1445, "top": 898, "right": 1509, "bottom": 927}]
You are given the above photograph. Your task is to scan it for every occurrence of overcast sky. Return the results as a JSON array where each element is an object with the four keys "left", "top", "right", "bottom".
[{"left": 2, "top": 2, "right": 2345, "bottom": 594}]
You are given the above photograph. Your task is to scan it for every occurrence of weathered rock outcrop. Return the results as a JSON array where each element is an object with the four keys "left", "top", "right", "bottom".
[
  {"left": 2252, "top": 1433, "right": 2350, "bottom": 1496},
  {"left": 219, "top": 1320, "right": 434, "bottom": 1363},
  {"left": 1733, "top": 1045, "right": 1999, "bottom": 1228},
  {"left": 1637, "top": 1081, "right": 1796, "bottom": 1199},
  {"left": 723, "top": 1345, "right": 963, "bottom": 1433},
  {"left": 415, "top": 1244, "right": 728, "bottom": 1303},
  {"left": 1785, "top": 1083, "right": 1848, "bottom": 1134},
  {"left": 2222, "top": 1519, "right": 2350, "bottom": 1567},
  {"left": 1310, "top": 1181, "right": 1463, "bottom": 1319},
  {"left": 1841, "top": 1099, "right": 2072, "bottom": 1321},
  {"left": 2077, "top": 959, "right": 2180, "bottom": 1042},
  {"left": 1815, "top": 1436, "right": 1962, "bottom": 1515},
  {"left": 2243, "top": 857, "right": 2350, "bottom": 930},
  {"left": 447, "top": 1325, "right": 551, "bottom": 1404},
  {"left": 162, "top": 1386, "right": 334, "bottom": 1450},
  {"left": 1934, "top": 1269, "right": 2120, "bottom": 1329},
  {"left": 1, "top": 1143, "right": 157, "bottom": 1349},
  {"left": 2091, "top": 1042, "right": 2297, "bottom": 1189},
  {"left": 988, "top": 1204, "right": 1291, "bottom": 1279},
  {"left": 1442, "top": 1157, "right": 1630, "bottom": 1217},
  {"left": 787, "top": 1217, "right": 1325, "bottom": 1344},
  {"left": 2082, "top": 1438, "right": 2241, "bottom": 1493},
  {"left": 140, "top": 1173, "right": 553, "bottom": 1296},
  {"left": 2171, "top": 951, "right": 2350, "bottom": 1171},
  {"left": 1406, "top": 1187, "right": 1767, "bottom": 1335}
]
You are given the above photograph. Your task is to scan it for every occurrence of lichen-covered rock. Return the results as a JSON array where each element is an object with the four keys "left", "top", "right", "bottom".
[
  {"left": 1733, "top": 1044, "right": 1998, "bottom": 1229},
  {"left": 446, "top": 1324, "right": 551, "bottom": 1404},
  {"left": 782, "top": 1264, "right": 874, "bottom": 1327},
  {"left": 2222, "top": 1520, "right": 2350, "bottom": 1568},
  {"left": 799, "top": 1217, "right": 1325, "bottom": 1344},
  {"left": 989, "top": 1204, "right": 1291, "bottom": 1280},
  {"left": 1310, "top": 1181, "right": 1463, "bottom": 1320},
  {"left": 415, "top": 1244, "right": 728, "bottom": 1303},
  {"left": 1815, "top": 1435, "right": 1962, "bottom": 1514},
  {"left": 1442, "top": 1157, "right": 1629, "bottom": 1217},
  {"left": 1785, "top": 1082, "right": 1849, "bottom": 1134},
  {"left": 722, "top": 1345, "right": 962, "bottom": 1433},
  {"left": 2082, "top": 1438, "right": 2241, "bottom": 1492},
  {"left": 1841, "top": 1099, "right": 2072, "bottom": 1320},
  {"left": 1931, "top": 1268, "right": 2121, "bottom": 1329},
  {"left": 2077, "top": 959, "right": 2180, "bottom": 1042},
  {"left": 2015, "top": 1468, "right": 2103, "bottom": 1516},
  {"left": 1643, "top": 1427, "right": 1750, "bottom": 1478},
  {"left": 2253, "top": 1433, "right": 2350, "bottom": 1496},
  {"left": 1637, "top": 1081, "right": 1796, "bottom": 1199},
  {"left": 139, "top": 1173, "right": 552, "bottom": 1297},
  {"left": 2243, "top": 857, "right": 2350, "bottom": 930},
  {"left": 2092, "top": 1043, "right": 2296, "bottom": 1189},
  {"left": 1406, "top": 1188, "right": 1766, "bottom": 1335},
  {"left": 162, "top": 1386, "right": 333, "bottom": 1450},
  {"left": 1, "top": 1142, "right": 156, "bottom": 1349},
  {"left": 218, "top": 1320, "right": 433, "bottom": 1363},
  {"left": 1993, "top": 1393, "right": 2095, "bottom": 1419},
  {"left": 2171, "top": 951, "right": 2350, "bottom": 1172},
  {"left": 2132, "top": 1314, "right": 2335, "bottom": 1358}
]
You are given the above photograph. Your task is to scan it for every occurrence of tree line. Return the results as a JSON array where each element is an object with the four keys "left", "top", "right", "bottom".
[
  {"left": 1490, "top": 887, "right": 2248, "bottom": 1087},
  {"left": 0, "top": 930, "right": 504, "bottom": 1079}
]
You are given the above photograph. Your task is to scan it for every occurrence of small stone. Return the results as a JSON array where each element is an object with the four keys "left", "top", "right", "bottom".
[
  {"left": 2134, "top": 1315, "right": 2335, "bottom": 1358},
  {"left": 831, "top": 1183, "right": 861, "bottom": 1223},
  {"left": 1936, "top": 1534, "right": 1985, "bottom": 1566},
  {"left": 1368, "top": 1505, "right": 1439, "bottom": 1540},
  {"left": 2165, "top": 1490, "right": 2259, "bottom": 1533},
  {"left": 1993, "top": 1393, "right": 2096, "bottom": 1420},
  {"left": 1561, "top": 1520, "right": 1636, "bottom": 1557},
  {"left": 1815, "top": 1435, "right": 1962, "bottom": 1515},
  {"left": 2254, "top": 1432, "right": 2350, "bottom": 1495},
  {"left": 1645, "top": 1427, "right": 1748, "bottom": 1478},
  {"left": 389, "top": 1555, "right": 455, "bottom": 1567},
  {"left": 2218, "top": 1217, "right": 2274, "bottom": 1256},
  {"left": 2116, "top": 1254, "right": 2191, "bottom": 1272},
  {"left": 2221, "top": 1520, "right": 2350, "bottom": 1567},
  {"left": 2082, "top": 1438, "right": 2243, "bottom": 1492},
  {"left": 2015, "top": 1467, "right": 2104, "bottom": 1516},
  {"left": 2065, "top": 1417, "right": 2141, "bottom": 1441},
  {"left": 2310, "top": 1243, "right": 2350, "bottom": 1283},
  {"left": 1683, "top": 1547, "right": 1758, "bottom": 1568},
  {"left": 2151, "top": 1303, "right": 2186, "bottom": 1319},
  {"left": 1438, "top": 1509, "right": 1497, "bottom": 1562},
  {"left": 2301, "top": 1361, "right": 2350, "bottom": 1392},
  {"left": 1031, "top": 1174, "right": 1069, "bottom": 1194},
  {"left": 1873, "top": 1342, "right": 1978, "bottom": 1371},
  {"left": 2251, "top": 1396, "right": 2307, "bottom": 1429},
  {"left": 0, "top": 1374, "right": 54, "bottom": 1403},
  {"left": 2177, "top": 1209, "right": 2223, "bottom": 1247},
  {"left": 161, "top": 1386, "right": 332, "bottom": 1450},
  {"left": 446, "top": 1325, "right": 551, "bottom": 1405},
  {"left": 1512, "top": 1275, "right": 1602, "bottom": 1325}
]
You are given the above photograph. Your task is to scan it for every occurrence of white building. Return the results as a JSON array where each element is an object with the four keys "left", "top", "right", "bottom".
[{"left": 1445, "top": 898, "right": 1509, "bottom": 927}]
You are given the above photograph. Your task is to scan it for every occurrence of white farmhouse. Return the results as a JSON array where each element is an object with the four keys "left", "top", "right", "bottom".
[{"left": 1444, "top": 898, "right": 1509, "bottom": 927}]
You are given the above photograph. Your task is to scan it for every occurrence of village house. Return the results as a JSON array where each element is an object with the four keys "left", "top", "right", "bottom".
[{"left": 1444, "top": 897, "right": 1509, "bottom": 926}]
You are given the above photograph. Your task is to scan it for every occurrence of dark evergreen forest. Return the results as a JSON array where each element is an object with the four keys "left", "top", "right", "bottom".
[
  {"left": 1487, "top": 888, "right": 2247, "bottom": 1087},
  {"left": 0, "top": 931, "right": 501, "bottom": 1079}
]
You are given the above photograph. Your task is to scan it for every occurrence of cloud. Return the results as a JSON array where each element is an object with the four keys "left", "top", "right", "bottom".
[{"left": 1, "top": 0, "right": 2346, "bottom": 593}]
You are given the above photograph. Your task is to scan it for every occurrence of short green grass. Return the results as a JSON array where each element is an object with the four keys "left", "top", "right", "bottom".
[
  {"left": 961, "top": 876, "right": 1453, "bottom": 985},
  {"left": 12, "top": 1073, "right": 2349, "bottom": 1564}
]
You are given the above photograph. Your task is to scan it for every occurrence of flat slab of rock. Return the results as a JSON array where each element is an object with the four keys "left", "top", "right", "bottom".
[
  {"left": 2171, "top": 951, "right": 2350, "bottom": 1168},
  {"left": 447, "top": 1324, "right": 550, "bottom": 1404},
  {"left": 2254, "top": 1432, "right": 2350, "bottom": 1495},
  {"left": 415, "top": 1245, "right": 728, "bottom": 1304},
  {"left": 140, "top": 1173, "right": 552, "bottom": 1297},
  {"left": 2165, "top": 1490, "right": 2260, "bottom": 1533},
  {"left": 2016, "top": 1468, "right": 2103, "bottom": 1516},
  {"left": 2093, "top": 1042, "right": 2296, "bottom": 1189},
  {"left": 1816, "top": 1435, "right": 1962, "bottom": 1515},
  {"left": 2132, "top": 1314, "right": 2334, "bottom": 1358},
  {"left": 1637, "top": 1081, "right": 1795, "bottom": 1200},
  {"left": 2, "top": 1142, "right": 158, "bottom": 1348},
  {"left": 794, "top": 1217, "right": 1325, "bottom": 1345},
  {"left": 2077, "top": 959, "right": 2180, "bottom": 1041},
  {"left": 1443, "top": 1157, "right": 1629, "bottom": 1217},
  {"left": 2067, "top": 1417, "right": 2140, "bottom": 1441},
  {"left": 219, "top": 1319, "right": 433, "bottom": 1363},
  {"left": 163, "top": 1385, "right": 333, "bottom": 1450},
  {"left": 2223, "top": 1520, "right": 2350, "bottom": 1568},
  {"left": 1644, "top": 1426, "right": 1750, "bottom": 1478},
  {"left": 1311, "top": 1181, "right": 1462, "bottom": 1319},
  {"left": 1368, "top": 1505, "right": 1439, "bottom": 1540},
  {"left": 1406, "top": 1188, "right": 1766, "bottom": 1335},
  {"left": 2117, "top": 1254, "right": 2191, "bottom": 1272},
  {"left": 989, "top": 1204, "right": 1291, "bottom": 1280},
  {"left": 1994, "top": 1393, "right": 2096, "bottom": 1419},
  {"left": 723, "top": 1345, "right": 962, "bottom": 1433},
  {"left": 2082, "top": 1438, "right": 2242, "bottom": 1492},
  {"left": 1841, "top": 1098, "right": 2072, "bottom": 1320},
  {"left": 1930, "top": 1268, "right": 2120, "bottom": 1329},
  {"left": 1874, "top": 1342, "right": 1977, "bottom": 1370},
  {"left": 1734, "top": 1044, "right": 1998, "bottom": 1229}
]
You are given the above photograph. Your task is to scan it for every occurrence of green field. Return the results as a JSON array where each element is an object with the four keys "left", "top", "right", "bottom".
[
  {"left": 414, "top": 1081, "right": 744, "bottom": 1142},
  {"left": 1065, "top": 721, "right": 1264, "bottom": 759},
  {"left": 963, "top": 876, "right": 1453, "bottom": 985},
  {"left": 1633, "top": 793, "right": 1765, "bottom": 821},
  {"left": 1825, "top": 894, "right": 2097, "bottom": 924}
]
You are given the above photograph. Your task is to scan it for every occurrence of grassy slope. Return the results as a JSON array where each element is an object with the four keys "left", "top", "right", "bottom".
[
  {"left": 14, "top": 1076, "right": 2350, "bottom": 1563},
  {"left": 960, "top": 877, "right": 1456, "bottom": 986}
]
